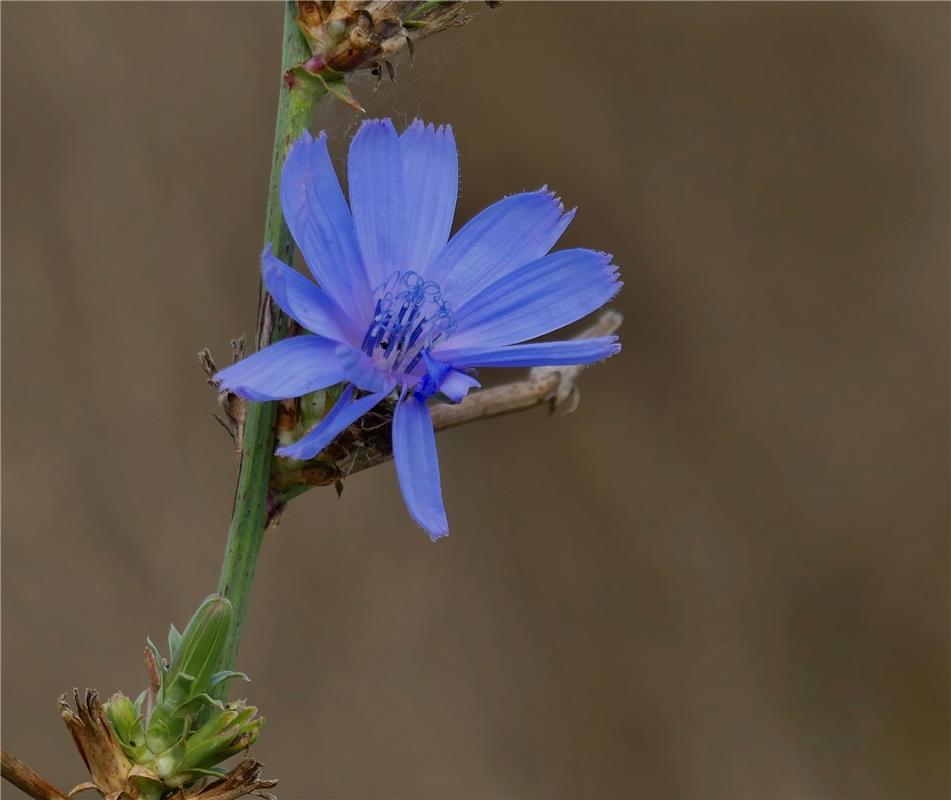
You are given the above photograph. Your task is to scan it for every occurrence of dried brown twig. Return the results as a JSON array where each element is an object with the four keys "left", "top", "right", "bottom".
[
  {"left": 1, "top": 750, "right": 69, "bottom": 800},
  {"left": 432, "top": 308, "right": 624, "bottom": 430}
]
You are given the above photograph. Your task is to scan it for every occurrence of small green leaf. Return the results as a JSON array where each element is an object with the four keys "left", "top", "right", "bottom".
[
  {"left": 314, "top": 73, "right": 366, "bottom": 113},
  {"left": 208, "top": 670, "right": 250, "bottom": 689},
  {"left": 167, "top": 624, "right": 182, "bottom": 659},
  {"left": 172, "top": 692, "right": 225, "bottom": 720},
  {"left": 287, "top": 65, "right": 365, "bottom": 114}
]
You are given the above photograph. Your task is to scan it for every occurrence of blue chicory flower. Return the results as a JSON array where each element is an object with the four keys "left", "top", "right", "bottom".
[{"left": 216, "top": 119, "right": 621, "bottom": 539}]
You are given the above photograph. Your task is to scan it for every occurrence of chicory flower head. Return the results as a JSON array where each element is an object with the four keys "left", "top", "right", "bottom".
[{"left": 216, "top": 119, "right": 621, "bottom": 539}]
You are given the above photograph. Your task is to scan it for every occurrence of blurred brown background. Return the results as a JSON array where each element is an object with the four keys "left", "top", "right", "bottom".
[{"left": 2, "top": 2, "right": 949, "bottom": 798}]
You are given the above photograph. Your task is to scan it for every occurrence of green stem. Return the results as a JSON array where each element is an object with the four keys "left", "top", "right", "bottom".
[
  {"left": 404, "top": 0, "right": 443, "bottom": 22},
  {"left": 216, "top": 0, "right": 324, "bottom": 676}
]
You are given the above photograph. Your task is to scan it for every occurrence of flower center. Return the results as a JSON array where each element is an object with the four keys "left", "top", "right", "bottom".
[{"left": 360, "top": 271, "right": 456, "bottom": 374}]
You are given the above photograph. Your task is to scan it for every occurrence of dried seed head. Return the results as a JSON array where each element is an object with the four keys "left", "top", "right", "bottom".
[{"left": 289, "top": 1, "right": 496, "bottom": 108}]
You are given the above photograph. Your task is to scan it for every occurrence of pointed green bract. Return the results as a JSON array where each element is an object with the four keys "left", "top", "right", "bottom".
[{"left": 168, "top": 623, "right": 182, "bottom": 659}]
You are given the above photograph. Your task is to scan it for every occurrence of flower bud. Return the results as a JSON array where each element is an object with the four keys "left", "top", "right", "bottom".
[
  {"left": 160, "top": 594, "right": 232, "bottom": 710},
  {"left": 177, "top": 701, "right": 265, "bottom": 778},
  {"left": 143, "top": 595, "right": 232, "bottom": 757}
]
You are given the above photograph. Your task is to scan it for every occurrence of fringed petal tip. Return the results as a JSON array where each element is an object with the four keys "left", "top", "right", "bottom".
[
  {"left": 528, "top": 185, "right": 579, "bottom": 243},
  {"left": 403, "top": 117, "right": 456, "bottom": 143},
  {"left": 213, "top": 365, "right": 261, "bottom": 400},
  {"left": 414, "top": 495, "right": 450, "bottom": 541},
  {"left": 573, "top": 334, "right": 622, "bottom": 362},
  {"left": 355, "top": 118, "right": 399, "bottom": 139},
  {"left": 590, "top": 248, "right": 619, "bottom": 269},
  {"left": 282, "top": 130, "right": 336, "bottom": 193},
  {"left": 402, "top": 119, "right": 458, "bottom": 172},
  {"left": 286, "top": 128, "right": 321, "bottom": 155},
  {"left": 426, "top": 525, "right": 451, "bottom": 542},
  {"left": 604, "top": 266, "right": 624, "bottom": 298},
  {"left": 489, "top": 184, "right": 567, "bottom": 217},
  {"left": 500, "top": 186, "right": 576, "bottom": 224},
  {"left": 586, "top": 250, "right": 624, "bottom": 300}
]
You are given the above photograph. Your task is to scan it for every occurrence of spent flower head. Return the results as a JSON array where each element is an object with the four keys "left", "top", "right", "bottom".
[
  {"left": 288, "top": 2, "right": 489, "bottom": 110},
  {"left": 216, "top": 118, "right": 621, "bottom": 539},
  {"left": 294, "top": 1, "right": 479, "bottom": 75}
]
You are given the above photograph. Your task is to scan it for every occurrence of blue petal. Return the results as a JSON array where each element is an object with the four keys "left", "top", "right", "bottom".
[
  {"left": 400, "top": 120, "right": 458, "bottom": 272},
  {"left": 448, "top": 249, "right": 621, "bottom": 349},
  {"left": 435, "top": 336, "right": 621, "bottom": 368},
  {"left": 281, "top": 131, "right": 371, "bottom": 323},
  {"left": 393, "top": 396, "right": 449, "bottom": 540},
  {"left": 261, "top": 245, "right": 360, "bottom": 344},
  {"left": 417, "top": 351, "right": 480, "bottom": 402},
  {"left": 348, "top": 119, "right": 407, "bottom": 293},
  {"left": 415, "top": 350, "right": 451, "bottom": 400},
  {"left": 334, "top": 343, "right": 398, "bottom": 394},
  {"left": 276, "top": 385, "right": 388, "bottom": 461},
  {"left": 214, "top": 336, "right": 348, "bottom": 401},
  {"left": 438, "top": 369, "right": 481, "bottom": 402},
  {"left": 427, "top": 188, "right": 575, "bottom": 307}
]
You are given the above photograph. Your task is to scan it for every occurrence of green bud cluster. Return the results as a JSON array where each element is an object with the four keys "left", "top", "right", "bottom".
[{"left": 104, "top": 595, "right": 264, "bottom": 796}]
